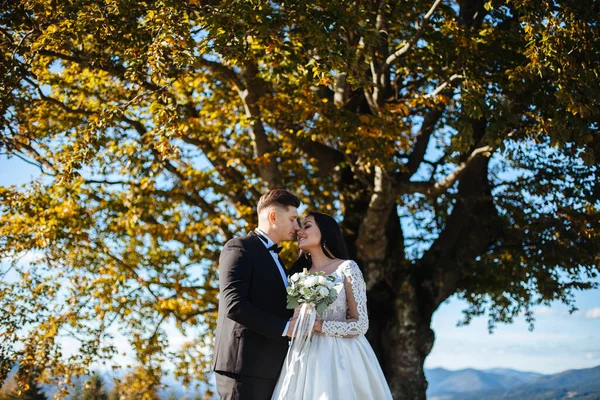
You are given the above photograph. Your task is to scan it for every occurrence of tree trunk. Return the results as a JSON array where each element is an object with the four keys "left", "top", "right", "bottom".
[
  {"left": 354, "top": 202, "right": 434, "bottom": 399},
  {"left": 369, "top": 279, "right": 435, "bottom": 400}
]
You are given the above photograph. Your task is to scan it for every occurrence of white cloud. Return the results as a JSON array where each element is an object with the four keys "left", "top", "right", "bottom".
[
  {"left": 584, "top": 308, "right": 600, "bottom": 319},
  {"left": 533, "top": 306, "right": 557, "bottom": 316}
]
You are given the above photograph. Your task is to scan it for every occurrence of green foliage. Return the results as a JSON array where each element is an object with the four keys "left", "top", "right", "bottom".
[
  {"left": 0, "top": 370, "right": 48, "bottom": 400},
  {"left": 81, "top": 373, "right": 107, "bottom": 400},
  {"left": 1, "top": 0, "right": 598, "bottom": 397}
]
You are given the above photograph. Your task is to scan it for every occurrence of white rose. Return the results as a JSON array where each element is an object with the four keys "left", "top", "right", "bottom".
[
  {"left": 317, "top": 286, "right": 329, "bottom": 297},
  {"left": 291, "top": 273, "right": 301, "bottom": 283},
  {"left": 304, "top": 276, "right": 318, "bottom": 287},
  {"left": 317, "top": 276, "right": 327, "bottom": 285}
]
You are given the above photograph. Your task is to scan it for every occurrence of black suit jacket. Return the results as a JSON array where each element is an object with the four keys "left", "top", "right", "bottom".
[{"left": 213, "top": 231, "right": 293, "bottom": 379}]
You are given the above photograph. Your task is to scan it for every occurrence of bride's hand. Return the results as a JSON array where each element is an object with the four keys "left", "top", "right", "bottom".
[
  {"left": 293, "top": 306, "right": 302, "bottom": 319},
  {"left": 313, "top": 315, "right": 323, "bottom": 332}
]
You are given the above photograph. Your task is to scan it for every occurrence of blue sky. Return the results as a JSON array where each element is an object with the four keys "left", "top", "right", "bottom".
[{"left": 1, "top": 154, "right": 599, "bottom": 375}]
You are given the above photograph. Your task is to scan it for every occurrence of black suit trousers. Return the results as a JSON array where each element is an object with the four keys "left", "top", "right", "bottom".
[{"left": 215, "top": 371, "right": 278, "bottom": 400}]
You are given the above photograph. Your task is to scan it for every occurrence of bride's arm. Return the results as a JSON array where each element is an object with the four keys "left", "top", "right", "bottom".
[{"left": 314, "top": 261, "right": 369, "bottom": 337}]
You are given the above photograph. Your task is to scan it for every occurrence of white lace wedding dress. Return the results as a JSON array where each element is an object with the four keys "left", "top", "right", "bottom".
[{"left": 272, "top": 260, "right": 393, "bottom": 400}]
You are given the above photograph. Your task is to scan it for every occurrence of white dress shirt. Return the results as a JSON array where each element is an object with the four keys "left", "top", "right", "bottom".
[
  {"left": 255, "top": 228, "right": 289, "bottom": 288},
  {"left": 255, "top": 228, "right": 290, "bottom": 336}
]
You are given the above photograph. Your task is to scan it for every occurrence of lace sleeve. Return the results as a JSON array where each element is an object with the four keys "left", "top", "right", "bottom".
[{"left": 321, "top": 260, "right": 369, "bottom": 337}]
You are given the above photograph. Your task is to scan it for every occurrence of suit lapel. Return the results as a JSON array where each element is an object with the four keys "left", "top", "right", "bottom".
[{"left": 247, "top": 232, "right": 287, "bottom": 289}]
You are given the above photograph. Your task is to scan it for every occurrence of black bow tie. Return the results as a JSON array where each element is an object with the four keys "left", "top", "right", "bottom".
[
  {"left": 257, "top": 233, "right": 283, "bottom": 254},
  {"left": 268, "top": 244, "right": 283, "bottom": 254}
]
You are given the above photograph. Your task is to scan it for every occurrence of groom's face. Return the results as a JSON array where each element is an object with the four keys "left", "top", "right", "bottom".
[{"left": 271, "top": 205, "right": 300, "bottom": 242}]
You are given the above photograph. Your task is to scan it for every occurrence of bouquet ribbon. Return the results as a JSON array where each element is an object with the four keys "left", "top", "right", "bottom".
[{"left": 277, "top": 303, "right": 317, "bottom": 400}]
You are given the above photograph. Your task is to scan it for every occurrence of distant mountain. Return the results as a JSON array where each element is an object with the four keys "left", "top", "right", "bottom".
[
  {"left": 426, "top": 365, "right": 600, "bottom": 400},
  {"left": 532, "top": 366, "right": 600, "bottom": 392},
  {"left": 426, "top": 367, "right": 542, "bottom": 398},
  {"left": 484, "top": 367, "right": 545, "bottom": 382}
]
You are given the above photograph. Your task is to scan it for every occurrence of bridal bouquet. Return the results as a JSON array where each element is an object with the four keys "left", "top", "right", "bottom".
[
  {"left": 279, "top": 269, "right": 343, "bottom": 399},
  {"left": 286, "top": 268, "right": 341, "bottom": 315}
]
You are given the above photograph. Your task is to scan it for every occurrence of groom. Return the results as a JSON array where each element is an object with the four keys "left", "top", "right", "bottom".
[{"left": 213, "top": 189, "right": 301, "bottom": 399}]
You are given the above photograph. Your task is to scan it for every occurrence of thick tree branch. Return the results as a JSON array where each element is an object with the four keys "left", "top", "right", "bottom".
[
  {"left": 385, "top": 0, "right": 443, "bottom": 67},
  {"left": 270, "top": 121, "right": 346, "bottom": 172},
  {"left": 84, "top": 178, "right": 131, "bottom": 185},
  {"left": 356, "top": 166, "right": 396, "bottom": 267},
  {"left": 302, "top": 139, "right": 346, "bottom": 172},
  {"left": 309, "top": 85, "right": 335, "bottom": 103},
  {"left": 425, "top": 74, "right": 464, "bottom": 99},
  {"left": 197, "top": 57, "right": 245, "bottom": 91},
  {"left": 334, "top": 73, "right": 350, "bottom": 107},
  {"left": 401, "top": 107, "right": 445, "bottom": 180},
  {"left": 193, "top": 59, "right": 284, "bottom": 190},
  {"left": 429, "top": 145, "right": 492, "bottom": 194},
  {"left": 238, "top": 61, "right": 282, "bottom": 189},
  {"left": 396, "top": 145, "right": 493, "bottom": 198}
]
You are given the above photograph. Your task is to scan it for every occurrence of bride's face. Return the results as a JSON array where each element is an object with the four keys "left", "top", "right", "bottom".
[{"left": 297, "top": 216, "right": 321, "bottom": 251}]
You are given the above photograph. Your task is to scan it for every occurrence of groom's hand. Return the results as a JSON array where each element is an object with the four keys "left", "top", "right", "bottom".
[{"left": 285, "top": 318, "right": 297, "bottom": 337}]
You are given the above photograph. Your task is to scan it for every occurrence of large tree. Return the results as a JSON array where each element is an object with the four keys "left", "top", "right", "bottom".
[{"left": 1, "top": 0, "right": 599, "bottom": 398}]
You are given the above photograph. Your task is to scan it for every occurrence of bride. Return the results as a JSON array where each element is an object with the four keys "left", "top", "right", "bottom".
[{"left": 272, "top": 211, "right": 393, "bottom": 400}]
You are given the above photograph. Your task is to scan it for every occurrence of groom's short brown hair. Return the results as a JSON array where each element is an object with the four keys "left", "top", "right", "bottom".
[{"left": 257, "top": 189, "right": 300, "bottom": 214}]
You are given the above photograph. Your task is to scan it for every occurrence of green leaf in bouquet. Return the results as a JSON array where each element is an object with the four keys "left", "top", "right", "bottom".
[
  {"left": 329, "top": 285, "right": 342, "bottom": 297},
  {"left": 316, "top": 302, "right": 327, "bottom": 315},
  {"left": 287, "top": 298, "right": 299, "bottom": 309}
]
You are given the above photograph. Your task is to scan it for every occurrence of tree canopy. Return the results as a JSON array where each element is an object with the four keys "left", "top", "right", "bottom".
[{"left": 1, "top": 0, "right": 599, "bottom": 398}]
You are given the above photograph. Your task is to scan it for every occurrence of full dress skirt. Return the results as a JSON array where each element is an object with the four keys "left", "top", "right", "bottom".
[{"left": 271, "top": 260, "right": 393, "bottom": 400}]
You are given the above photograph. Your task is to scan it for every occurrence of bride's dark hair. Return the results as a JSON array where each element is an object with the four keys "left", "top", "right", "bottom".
[{"left": 290, "top": 211, "right": 348, "bottom": 273}]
